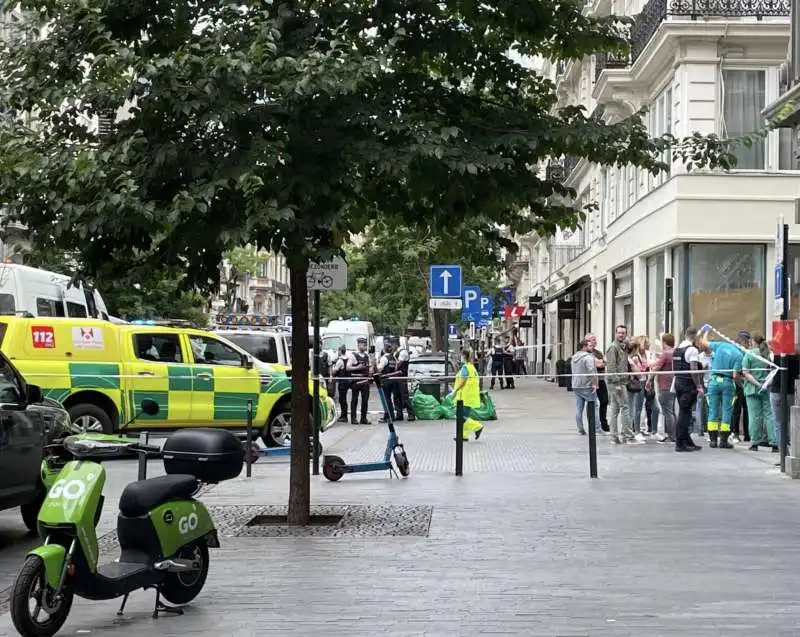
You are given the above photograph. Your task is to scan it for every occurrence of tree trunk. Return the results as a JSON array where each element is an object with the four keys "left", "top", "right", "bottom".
[
  {"left": 430, "top": 308, "right": 447, "bottom": 352},
  {"left": 287, "top": 265, "right": 311, "bottom": 525}
]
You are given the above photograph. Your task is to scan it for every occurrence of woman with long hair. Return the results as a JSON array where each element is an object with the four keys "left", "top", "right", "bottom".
[
  {"left": 741, "top": 333, "right": 776, "bottom": 451},
  {"left": 694, "top": 331, "right": 712, "bottom": 436},
  {"left": 627, "top": 335, "right": 650, "bottom": 440}
]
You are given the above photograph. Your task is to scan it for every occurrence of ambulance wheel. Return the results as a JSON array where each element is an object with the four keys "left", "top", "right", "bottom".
[
  {"left": 263, "top": 409, "right": 291, "bottom": 447},
  {"left": 67, "top": 404, "right": 113, "bottom": 434},
  {"left": 322, "top": 455, "right": 345, "bottom": 482}
]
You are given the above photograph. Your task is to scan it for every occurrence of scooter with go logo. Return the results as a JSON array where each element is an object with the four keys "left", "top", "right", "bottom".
[{"left": 9, "top": 400, "right": 245, "bottom": 637}]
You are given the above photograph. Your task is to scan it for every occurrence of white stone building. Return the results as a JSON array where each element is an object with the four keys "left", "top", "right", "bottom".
[{"left": 511, "top": 0, "right": 800, "bottom": 372}]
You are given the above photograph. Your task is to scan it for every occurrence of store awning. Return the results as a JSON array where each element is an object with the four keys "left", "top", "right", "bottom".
[{"left": 543, "top": 275, "right": 591, "bottom": 305}]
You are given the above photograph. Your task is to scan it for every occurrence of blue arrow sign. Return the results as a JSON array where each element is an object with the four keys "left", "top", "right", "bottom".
[
  {"left": 480, "top": 295, "right": 493, "bottom": 324},
  {"left": 429, "top": 265, "right": 463, "bottom": 298},
  {"left": 775, "top": 264, "right": 784, "bottom": 299},
  {"left": 448, "top": 324, "right": 458, "bottom": 338},
  {"left": 462, "top": 285, "right": 481, "bottom": 322}
]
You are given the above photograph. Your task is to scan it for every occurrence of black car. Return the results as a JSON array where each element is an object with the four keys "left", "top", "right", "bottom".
[{"left": 0, "top": 352, "right": 71, "bottom": 531}]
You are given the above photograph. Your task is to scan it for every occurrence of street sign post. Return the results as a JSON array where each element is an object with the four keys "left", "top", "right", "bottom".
[
  {"left": 468, "top": 321, "right": 476, "bottom": 340},
  {"left": 480, "top": 296, "right": 493, "bottom": 325},
  {"left": 306, "top": 257, "right": 349, "bottom": 476},
  {"left": 429, "top": 298, "right": 462, "bottom": 309},
  {"left": 430, "top": 265, "right": 463, "bottom": 390},
  {"left": 462, "top": 285, "right": 481, "bottom": 322},
  {"left": 776, "top": 264, "right": 785, "bottom": 317},
  {"left": 429, "top": 265, "right": 463, "bottom": 298},
  {"left": 307, "top": 256, "right": 348, "bottom": 291},
  {"left": 776, "top": 216, "right": 790, "bottom": 474}
]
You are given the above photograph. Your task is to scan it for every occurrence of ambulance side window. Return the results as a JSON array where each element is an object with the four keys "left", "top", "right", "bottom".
[
  {"left": 36, "top": 298, "right": 64, "bottom": 317},
  {"left": 66, "top": 302, "right": 88, "bottom": 318},
  {"left": 132, "top": 333, "right": 183, "bottom": 363},
  {"left": 188, "top": 335, "right": 242, "bottom": 367}
]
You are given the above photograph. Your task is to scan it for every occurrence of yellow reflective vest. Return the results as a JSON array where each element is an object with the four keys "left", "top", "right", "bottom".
[{"left": 455, "top": 362, "right": 480, "bottom": 408}]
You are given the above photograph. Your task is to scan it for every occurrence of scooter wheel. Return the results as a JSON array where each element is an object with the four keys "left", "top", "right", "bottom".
[
  {"left": 322, "top": 455, "right": 345, "bottom": 482},
  {"left": 11, "top": 555, "right": 73, "bottom": 637},
  {"left": 160, "top": 539, "right": 210, "bottom": 605},
  {"left": 393, "top": 449, "right": 411, "bottom": 477}
]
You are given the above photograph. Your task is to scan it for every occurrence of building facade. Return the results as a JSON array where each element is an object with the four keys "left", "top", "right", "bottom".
[{"left": 512, "top": 0, "right": 800, "bottom": 367}]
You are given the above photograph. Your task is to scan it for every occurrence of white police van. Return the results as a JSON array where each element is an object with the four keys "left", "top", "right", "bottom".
[{"left": 0, "top": 263, "right": 110, "bottom": 319}]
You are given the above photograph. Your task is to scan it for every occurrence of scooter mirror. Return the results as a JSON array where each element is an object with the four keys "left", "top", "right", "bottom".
[{"left": 140, "top": 399, "right": 159, "bottom": 416}]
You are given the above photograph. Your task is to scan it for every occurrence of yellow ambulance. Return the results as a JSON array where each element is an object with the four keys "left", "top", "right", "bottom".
[{"left": 0, "top": 317, "right": 335, "bottom": 447}]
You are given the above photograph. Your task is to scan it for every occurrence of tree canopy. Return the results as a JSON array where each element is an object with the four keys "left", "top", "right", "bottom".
[{"left": 0, "top": 0, "right": 740, "bottom": 522}]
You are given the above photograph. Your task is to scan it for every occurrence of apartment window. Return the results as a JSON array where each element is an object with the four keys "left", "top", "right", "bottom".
[
  {"left": 722, "top": 70, "right": 765, "bottom": 170},
  {"left": 648, "top": 86, "right": 672, "bottom": 188},
  {"left": 257, "top": 261, "right": 268, "bottom": 278}
]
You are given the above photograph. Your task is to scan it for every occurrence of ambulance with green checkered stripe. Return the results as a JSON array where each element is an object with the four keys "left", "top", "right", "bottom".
[{"left": 0, "top": 317, "right": 336, "bottom": 447}]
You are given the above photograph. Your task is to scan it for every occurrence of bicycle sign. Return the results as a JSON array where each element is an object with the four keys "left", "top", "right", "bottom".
[{"left": 307, "top": 256, "right": 348, "bottom": 292}]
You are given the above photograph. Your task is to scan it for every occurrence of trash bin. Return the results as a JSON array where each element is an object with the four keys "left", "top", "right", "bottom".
[{"left": 418, "top": 381, "right": 442, "bottom": 402}]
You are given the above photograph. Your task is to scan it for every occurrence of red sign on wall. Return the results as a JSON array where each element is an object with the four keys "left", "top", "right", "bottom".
[
  {"left": 31, "top": 326, "right": 55, "bottom": 349},
  {"left": 771, "top": 320, "right": 796, "bottom": 355}
]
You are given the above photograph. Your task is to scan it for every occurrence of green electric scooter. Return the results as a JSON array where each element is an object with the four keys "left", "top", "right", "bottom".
[{"left": 9, "top": 400, "right": 245, "bottom": 637}]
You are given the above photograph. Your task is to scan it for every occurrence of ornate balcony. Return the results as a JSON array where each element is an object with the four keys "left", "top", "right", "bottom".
[
  {"left": 594, "top": 51, "right": 631, "bottom": 81},
  {"left": 631, "top": 0, "right": 789, "bottom": 62}
]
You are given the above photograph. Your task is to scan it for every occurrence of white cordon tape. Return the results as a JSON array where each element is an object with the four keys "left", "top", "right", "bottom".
[
  {"left": 18, "top": 367, "right": 775, "bottom": 382},
  {"left": 700, "top": 323, "right": 780, "bottom": 370}
]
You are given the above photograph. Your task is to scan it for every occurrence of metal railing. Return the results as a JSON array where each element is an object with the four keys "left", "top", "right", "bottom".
[{"left": 631, "top": 0, "right": 789, "bottom": 62}]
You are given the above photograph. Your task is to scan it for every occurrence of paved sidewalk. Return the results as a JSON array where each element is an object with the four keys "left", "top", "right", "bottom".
[{"left": 2, "top": 379, "right": 800, "bottom": 636}]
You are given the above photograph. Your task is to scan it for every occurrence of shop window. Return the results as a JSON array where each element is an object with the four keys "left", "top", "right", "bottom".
[{"left": 687, "top": 244, "right": 765, "bottom": 337}]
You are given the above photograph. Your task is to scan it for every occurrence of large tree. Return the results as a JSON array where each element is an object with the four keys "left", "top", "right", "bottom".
[{"left": 0, "top": 0, "right": 739, "bottom": 523}]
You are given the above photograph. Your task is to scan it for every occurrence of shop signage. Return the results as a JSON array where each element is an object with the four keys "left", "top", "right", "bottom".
[
  {"left": 557, "top": 299, "right": 578, "bottom": 320},
  {"left": 518, "top": 315, "right": 533, "bottom": 328}
]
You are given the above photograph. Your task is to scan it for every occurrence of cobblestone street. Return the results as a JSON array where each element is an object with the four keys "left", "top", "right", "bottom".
[{"left": 2, "top": 379, "right": 799, "bottom": 636}]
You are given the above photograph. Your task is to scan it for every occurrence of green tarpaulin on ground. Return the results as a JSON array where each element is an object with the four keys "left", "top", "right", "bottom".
[{"left": 411, "top": 390, "right": 498, "bottom": 421}]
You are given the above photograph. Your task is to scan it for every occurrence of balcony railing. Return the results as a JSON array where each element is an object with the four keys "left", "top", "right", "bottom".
[
  {"left": 631, "top": 0, "right": 789, "bottom": 62},
  {"left": 594, "top": 51, "right": 631, "bottom": 81}
]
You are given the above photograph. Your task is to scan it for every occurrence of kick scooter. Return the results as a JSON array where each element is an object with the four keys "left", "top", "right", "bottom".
[{"left": 321, "top": 374, "right": 410, "bottom": 481}]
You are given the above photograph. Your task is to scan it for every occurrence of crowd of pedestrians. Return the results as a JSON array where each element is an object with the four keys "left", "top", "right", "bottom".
[{"left": 569, "top": 324, "right": 800, "bottom": 453}]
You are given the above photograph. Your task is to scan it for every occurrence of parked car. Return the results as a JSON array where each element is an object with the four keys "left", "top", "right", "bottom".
[
  {"left": 0, "top": 317, "right": 335, "bottom": 448},
  {"left": 0, "top": 351, "right": 71, "bottom": 531}
]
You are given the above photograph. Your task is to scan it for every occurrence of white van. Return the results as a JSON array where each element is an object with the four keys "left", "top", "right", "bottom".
[
  {"left": 323, "top": 320, "right": 376, "bottom": 357},
  {"left": 0, "top": 263, "right": 110, "bottom": 320}
]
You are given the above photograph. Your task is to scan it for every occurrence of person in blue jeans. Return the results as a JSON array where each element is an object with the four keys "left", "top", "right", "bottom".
[{"left": 571, "top": 339, "right": 600, "bottom": 435}]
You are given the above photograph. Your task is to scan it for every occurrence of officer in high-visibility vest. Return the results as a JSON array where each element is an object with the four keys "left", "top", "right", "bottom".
[
  {"left": 452, "top": 348, "right": 484, "bottom": 441},
  {"left": 706, "top": 329, "right": 749, "bottom": 449}
]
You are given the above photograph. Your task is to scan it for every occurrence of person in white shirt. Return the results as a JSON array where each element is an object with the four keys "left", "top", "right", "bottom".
[
  {"left": 331, "top": 345, "right": 350, "bottom": 422},
  {"left": 346, "top": 337, "right": 371, "bottom": 424}
]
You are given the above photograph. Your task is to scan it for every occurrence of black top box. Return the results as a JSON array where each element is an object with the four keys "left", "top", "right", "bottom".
[{"left": 162, "top": 428, "right": 244, "bottom": 483}]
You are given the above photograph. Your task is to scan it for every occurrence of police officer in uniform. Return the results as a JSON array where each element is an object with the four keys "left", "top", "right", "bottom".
[
  {"left": 394, "top": 346, "right": 416, "bottom": 421},
  {"left": 347, "top": 337, "right": 371, "bottom": 424},
  {"left": 490, "top": 337, "right": 505, "bottom": 389},
  {"left": 331, "top": 344, "right": 350, "bottom": 423},
  {"left": 672, "top": 327, "right": 704, "bottom": 452},
  {"left": 378, "top": 344, "right": 400, "bottom": 422}
]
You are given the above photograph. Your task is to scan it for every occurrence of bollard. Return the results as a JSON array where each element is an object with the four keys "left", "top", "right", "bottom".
[
  {"left": 246, "top": 399, "right": 254, "bottom": 478},
  {"left": 137, "top": 431, "right": 149, "bottom": 481},
  {"left": 455, "top": 399, "right": 464, "bottom": 476},
  {"left": 587, "top": 401, "right": 598, "bottom": 479}
]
